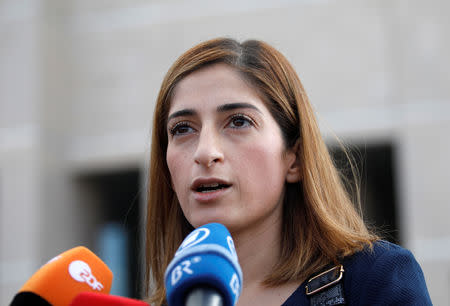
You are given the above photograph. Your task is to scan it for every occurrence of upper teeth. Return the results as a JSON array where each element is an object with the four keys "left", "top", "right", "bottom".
[{"left": 200, "top": 183, "right": 220, "bottom": 188}]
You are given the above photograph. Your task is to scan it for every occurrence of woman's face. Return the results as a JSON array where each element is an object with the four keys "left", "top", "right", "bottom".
[{"left": 166, "top": 63, "right": 298, "bottom": 235}]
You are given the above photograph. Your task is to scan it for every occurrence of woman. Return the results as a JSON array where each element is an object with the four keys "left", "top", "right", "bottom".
[{"left": 145, "top": 38, "right": 431, "bottom": 305}]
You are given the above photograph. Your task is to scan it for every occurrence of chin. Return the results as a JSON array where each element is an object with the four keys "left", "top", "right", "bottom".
[{"left": 188, "top": 213, "right": 233, "bottom": 229}]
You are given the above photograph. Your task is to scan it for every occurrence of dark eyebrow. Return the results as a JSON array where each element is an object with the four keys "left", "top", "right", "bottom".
[
  {"left": 167, "top": 108, "right": 196, "bottom": 122},
  {"left": 217, "top": 102, "right": 262, "bottom": 113},
  {"left": 167, "top": 102, "right": 261, "bottom": 122}
]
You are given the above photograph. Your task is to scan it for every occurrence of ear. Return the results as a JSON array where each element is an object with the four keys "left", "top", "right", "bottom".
[{"left": 285, "top": 139, "right": 302, "bottom": 183}]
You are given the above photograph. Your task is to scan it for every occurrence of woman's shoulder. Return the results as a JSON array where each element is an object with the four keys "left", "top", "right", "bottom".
[
  {"left": 344, "top": 240, "right": 415, "bottom": 271},
  {"left": 282, "top": 240, "right": 432, "bottom": 305},
  {"left": 342, "top": 240, "right": 432, "bottom": 305}
]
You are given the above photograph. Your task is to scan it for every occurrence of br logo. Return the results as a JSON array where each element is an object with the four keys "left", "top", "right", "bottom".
[
  {"left": 176, "top": 228, "right": 210, "bottom": 255},
  {"left": 229, "top": 273, "right": 240, "bottom": 296},
  {"left": 68, "top": 260, "right": 104, "bottom": 291},
  {"left": 227, "top": 235, "right": 237, "bottom": 259}
]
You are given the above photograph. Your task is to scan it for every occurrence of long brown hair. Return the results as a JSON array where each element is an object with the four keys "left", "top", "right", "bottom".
[{"left": 145, "top": 38, "right": 377, "bottom": 304}]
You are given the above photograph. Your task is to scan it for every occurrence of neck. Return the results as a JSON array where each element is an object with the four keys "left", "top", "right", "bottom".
[{"left": 232, "top": 218, "right": 282, "bottom": 287}]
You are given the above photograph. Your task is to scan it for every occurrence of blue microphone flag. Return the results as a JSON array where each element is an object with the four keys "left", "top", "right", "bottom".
[{"left": 164, "top": 223, "right": 243, "bottom": 306}]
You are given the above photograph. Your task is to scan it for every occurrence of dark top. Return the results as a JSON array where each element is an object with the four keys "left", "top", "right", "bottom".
[{"left": 282, "top": 241, "right": 432, "bottom": 305}]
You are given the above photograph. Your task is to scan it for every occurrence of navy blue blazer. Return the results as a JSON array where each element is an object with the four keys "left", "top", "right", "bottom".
[{"left": 282, "top": 241, "right": 432, "bottom": 305}]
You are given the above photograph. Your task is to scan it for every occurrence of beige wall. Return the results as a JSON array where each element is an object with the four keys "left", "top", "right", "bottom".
[{"left": 1, "top": 0, "right": 449, "bottom": 304}]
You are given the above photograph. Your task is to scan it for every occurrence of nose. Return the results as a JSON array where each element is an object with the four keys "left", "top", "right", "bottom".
[{"left": 193, "top": 127, "right": 224, "bottom": 168}]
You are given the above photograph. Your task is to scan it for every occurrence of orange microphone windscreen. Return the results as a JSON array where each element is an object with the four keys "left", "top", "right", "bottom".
[{"left": 19, "top": 246, "right": 113, "bottom": 306}]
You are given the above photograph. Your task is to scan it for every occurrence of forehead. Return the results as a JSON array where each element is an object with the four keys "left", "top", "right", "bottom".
[{"left": 169, "top": 63, "right": 264, "bottom": 112}]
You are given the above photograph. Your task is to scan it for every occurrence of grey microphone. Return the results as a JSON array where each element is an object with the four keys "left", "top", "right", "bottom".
[{"left": 185, "top": 286, "right": 223, "bottom": 306}]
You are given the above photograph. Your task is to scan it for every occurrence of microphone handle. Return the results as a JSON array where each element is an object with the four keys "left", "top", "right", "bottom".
[{"left": 185, "top": 286, "right": 224, "bottom": 306}]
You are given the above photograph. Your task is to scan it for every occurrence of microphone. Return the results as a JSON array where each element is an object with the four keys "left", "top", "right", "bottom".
[
  {"left": 9, "top": 246, "right": 113, "bottom": 306},
  {"left": 70, "top": 292, "right": 149, "bottom": 306},
  {"left": 164, "top": 223, "right": 242, "bottom": 306}
]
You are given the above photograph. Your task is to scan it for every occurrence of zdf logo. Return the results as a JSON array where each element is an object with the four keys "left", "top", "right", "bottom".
[{"left": 68, "top": 260, "right": 104, "bottom": 291}]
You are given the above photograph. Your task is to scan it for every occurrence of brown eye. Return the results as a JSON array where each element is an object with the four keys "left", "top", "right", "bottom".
[
  {"left": 170, "top": 122, "right": 194, "bottom": 136},
  {"left": 229, "top": 114, "right": 253, "bottom": 129}
]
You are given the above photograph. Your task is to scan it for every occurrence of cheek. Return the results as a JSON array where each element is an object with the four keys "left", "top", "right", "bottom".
[
  {"left": 166, "top": 147, "right": 187, "bottom": 189},
  {"left": 237, "top": 141, "right": 287, "bottom": 190}
]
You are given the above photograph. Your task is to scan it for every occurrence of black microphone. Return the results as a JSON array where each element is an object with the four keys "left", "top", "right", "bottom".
[{"left": 164, "top": 223, "right": 243, "bottom": 306}]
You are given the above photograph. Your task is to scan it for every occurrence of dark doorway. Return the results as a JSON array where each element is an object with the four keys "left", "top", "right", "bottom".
[
  {"left": 75, "top": 168, "right": 143, "bottom": 298},
  {"left": 330, "top": 143, "right": 400, "bottom": 244}
]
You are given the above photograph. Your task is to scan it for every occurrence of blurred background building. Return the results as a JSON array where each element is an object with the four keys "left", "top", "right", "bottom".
[{"left": 1, "top": 0, "right": 449, "bottom": 304}]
